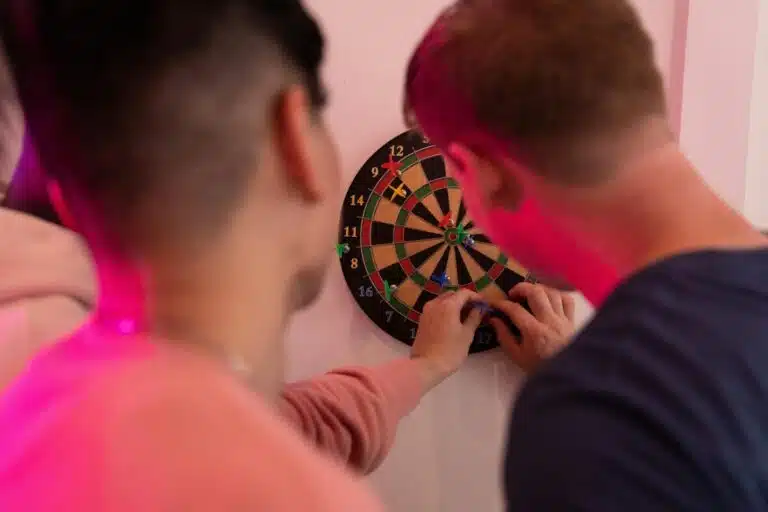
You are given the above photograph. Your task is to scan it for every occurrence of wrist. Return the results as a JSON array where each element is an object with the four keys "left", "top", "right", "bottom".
[{"left": 409, "top": 355, "right": 453, "bottom": 392}]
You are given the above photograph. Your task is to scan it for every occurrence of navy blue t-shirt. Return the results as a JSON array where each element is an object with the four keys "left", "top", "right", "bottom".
[{"left": 504, "top": 249, "right": 768, "bottom": 511}]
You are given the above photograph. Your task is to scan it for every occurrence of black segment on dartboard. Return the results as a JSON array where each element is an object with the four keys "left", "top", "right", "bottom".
[
  {"left": 456, "top": 200, "right": 468, "bottom": 225},
  {"left": 413, "top": 288, "right": 439, "bottom": 314},
  {"left": 409, "top": 202, "right": 441, "bottom": 228},
  {"left": 463, "top": 244, "right": 497, "bottom": 272},
  {"left": 431, "top": 245, "right": 452, "bottom": 284},
  {"left": 338, "top": 130, "right": 508, "bottom": 354},
  {"left": 408, "top": 240, "right": 445, "bottom": 270},
  {"left": 463, "top": 221, "right": 475, "bottom": 231},
  {"left": 453, "top": 247, "right": 474, "bottom": 286},
  {"left": 496, "top": 267, "right": 526, "bottom": 295},
  {"left": 377, "top": 260, "right": 409, "bottom": 290},
  {"left": 471, "top": 232, "right": 491, "bottom": 243}
]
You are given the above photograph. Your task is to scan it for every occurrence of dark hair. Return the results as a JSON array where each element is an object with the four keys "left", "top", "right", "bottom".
[
  {"left": 405, "top": 0, "right": 666, "bottom": 184},
  {"left": 0, "top": 0, "right": 326, "bottom": 251}
]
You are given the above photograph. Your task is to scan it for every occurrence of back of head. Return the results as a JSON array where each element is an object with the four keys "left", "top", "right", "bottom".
[
  {"left": 0, "top": 0, "right": 326, "bottom": 254},
  {"left": 404, "top": 0, "right": 668, "bottom": 184}
]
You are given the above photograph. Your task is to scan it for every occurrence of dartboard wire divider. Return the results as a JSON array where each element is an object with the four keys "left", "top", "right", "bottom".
[{"left": 337, "top": 130, "right": 532, "bottom": 353}]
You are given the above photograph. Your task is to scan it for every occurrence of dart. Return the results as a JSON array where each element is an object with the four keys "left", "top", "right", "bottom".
[
  {"left": 335, "top": 243, "right": 349, "bottom": 258},
  {"left": 384, "top": 280, "right": 397, "bottom": 302}
]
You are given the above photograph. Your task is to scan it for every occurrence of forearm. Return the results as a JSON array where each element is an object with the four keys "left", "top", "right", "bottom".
[{"left": 278, "top": 358, "right": 425, "bottom": 474}]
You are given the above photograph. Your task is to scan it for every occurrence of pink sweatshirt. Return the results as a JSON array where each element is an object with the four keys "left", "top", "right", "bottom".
[
  {"left": 0, "top": 208, "right": 424, "bottom": 475},
  {"left": 0, "top": 325, "right": 385, "bottom": 511}
]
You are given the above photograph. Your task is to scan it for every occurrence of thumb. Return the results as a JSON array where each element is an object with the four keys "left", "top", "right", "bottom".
[{"left": 464, "top": 306, "right": 485, "bottom": 331}]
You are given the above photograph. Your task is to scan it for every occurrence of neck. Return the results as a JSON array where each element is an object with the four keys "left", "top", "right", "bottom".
[
  {"left": 94, "top": 246, "right": 290, "bottom": 401},
  {"left": 557, "top": 145, "right": 767, "bottom": 290}
]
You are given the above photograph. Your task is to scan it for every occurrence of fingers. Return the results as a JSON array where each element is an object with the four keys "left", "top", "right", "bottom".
[
  {"left": 489, "top": 317, "right": 524, "bottom": 355},
  {"left": 464, "top": 306, "right": 485, "bottom": 330},
  {"left": 563, "top": 293, "right": 576, "bottom": 322},
  {"left": 489, "top": 299, "right": 537, "bottom": 333},
  {"left": 508, "top": 282, "right": 555, "bottom": 320}
]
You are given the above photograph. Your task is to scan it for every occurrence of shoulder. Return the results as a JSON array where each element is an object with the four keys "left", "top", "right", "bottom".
[{"left": 66, "top": 351, "right": 382, "bottom": 510}]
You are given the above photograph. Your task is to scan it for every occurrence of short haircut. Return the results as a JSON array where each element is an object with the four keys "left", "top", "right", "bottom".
[
  {"left": 404, "top": 0, "right": 667, "bottom": 184},
  {"left": 0, "top": 0, "right": 326, "bottom": 251}
]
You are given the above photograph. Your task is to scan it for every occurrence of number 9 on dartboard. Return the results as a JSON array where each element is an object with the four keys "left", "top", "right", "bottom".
[{"left": 337, "top": 130, "right": 532, "bottom": 353}]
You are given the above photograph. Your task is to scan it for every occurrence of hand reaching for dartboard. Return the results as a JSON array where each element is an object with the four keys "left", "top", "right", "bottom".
[
  {"left": 488, "top": 282, "right": 576, "bottom": 373},
  {"left": 410, "top": 289, "right": 486, "bottom": 390}
]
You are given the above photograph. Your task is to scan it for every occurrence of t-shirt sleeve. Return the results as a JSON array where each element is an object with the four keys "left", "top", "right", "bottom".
[{"left": 503, "top": 369, "right": 720, "bottom": 512}]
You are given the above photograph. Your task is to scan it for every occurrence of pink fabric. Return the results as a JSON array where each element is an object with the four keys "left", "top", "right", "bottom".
[
  {"left": 0, "top": 208, "right": 424, "bottom": 480},
  {"left": 0, "top": 326, "right": 385, "bottom": 511},
  {"left": 281, "top": 359, "right": 424, "bottom": 474}
]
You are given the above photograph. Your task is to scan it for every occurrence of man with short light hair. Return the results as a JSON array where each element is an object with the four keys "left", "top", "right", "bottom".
[{"left": 406, "top": 1, "right": 768, "bottom": 510}]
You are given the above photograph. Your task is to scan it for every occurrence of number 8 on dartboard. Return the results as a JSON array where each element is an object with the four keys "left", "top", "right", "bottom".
[{"left": 337, "top": 130, "right": 533, "bottom": 353}]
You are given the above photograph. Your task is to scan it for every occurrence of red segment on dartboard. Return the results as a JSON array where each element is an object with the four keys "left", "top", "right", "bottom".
[
  {"left": 416, "top": 146, "right": 441, "bottom": 160},
  {"left": 408, "top": 310, "right": 421, "bottom": 322},
  {"left": 488, "top": 263, "right": 505, "bottom": 280},
  {"left": 373, "top": 172, "right": 396, "bottom": 195},
  {"left": 400, "top": 258, "right": 416, "bottom": 276},
  {"left": 369, "top": 271, "right": 385, "bottom": 293},
  {"left": 424, "top": 280, "right": 441, "bottom": 294},
  {"left": 464, "top": 282, "right": 478, "bottom": 292},
  {"left": 394, "top": 226, "right": 405, "bottom": 243},
  {"left": 403, "top": 194, "right": 420, "bottom": 212},
  {"left": 430, "top": 178, "right": 450, "bottom": 191},
  {"left": 361, "top": 219, "right": 372, "bottom": 246}
]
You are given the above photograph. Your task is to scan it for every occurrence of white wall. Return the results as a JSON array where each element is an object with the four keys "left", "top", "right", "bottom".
[
  {"left": 287, "top": 1, "right": 761, "bottom": 511},
  {"left": 744, "top": 1, "right": 768, "bottom": 226},
  {"left": 678, "top": 0, "right": 761, "bottom": 208}
]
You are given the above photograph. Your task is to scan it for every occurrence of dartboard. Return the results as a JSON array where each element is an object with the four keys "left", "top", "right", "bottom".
[{"left": 337, "top": 130, "right": 531, "bottom": 353}]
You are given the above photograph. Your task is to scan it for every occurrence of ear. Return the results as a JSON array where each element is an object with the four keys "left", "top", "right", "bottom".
[
  {"left": 446, "top": 142, "right": 523, "bottom": 210},
  {"left": 274, "top": 85, "right": 322, "bottom": 203}
]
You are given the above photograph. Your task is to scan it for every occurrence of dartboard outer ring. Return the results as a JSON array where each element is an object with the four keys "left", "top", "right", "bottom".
[{"left": 337, "top": 130, "right": 530, "bottom": 353}]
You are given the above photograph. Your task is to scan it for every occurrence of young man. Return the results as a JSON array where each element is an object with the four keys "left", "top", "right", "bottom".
[
  {"left": 0, "top": 1, "right": 498, "bottom": 509},
  {"left": 406, "top": 1, "right": 768, "bottom": 511}
]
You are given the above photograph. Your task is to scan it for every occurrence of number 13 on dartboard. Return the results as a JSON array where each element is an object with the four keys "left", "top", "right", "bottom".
[{"left": 337, "top": 130, "right": 532, "bottom": 354}]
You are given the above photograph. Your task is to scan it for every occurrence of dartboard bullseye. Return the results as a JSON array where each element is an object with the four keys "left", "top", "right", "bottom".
[{"left": 337, "top": 130, "right": 531, "bottom": 353}]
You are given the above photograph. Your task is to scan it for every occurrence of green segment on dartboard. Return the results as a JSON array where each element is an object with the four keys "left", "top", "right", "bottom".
[
  {"left": 396, "top": 209, "right": 409, "bottom": 226},
  {"left": 410, "top": 272, "right": 427, "bottom": 286},
  {"left": 389, "top": 296, "right": 411, "bottom": 317},
  {"left": 414, "top": 184, "right": 432, "bottom": 199},
  {"left": 361, "top": 246, "right": 375, "bottom": 274},
  {"left": 362, "top": 194, "right": 379, "bottom": 220},
  {"left": 395, "top": 243, "right": 407, "bottom": 260},
  {"left": 475, "top": 275, "right": 492, "bottom": 291},
  {"left": 399, "top": 153, "right": 418, "bottom": 170}
]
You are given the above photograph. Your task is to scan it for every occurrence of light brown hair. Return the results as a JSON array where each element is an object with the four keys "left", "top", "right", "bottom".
[{"left": 405, "top": 0, "right": 668, "bottom": 184}]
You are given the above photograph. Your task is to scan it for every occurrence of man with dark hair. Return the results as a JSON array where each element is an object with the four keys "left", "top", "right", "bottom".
[
  {"left": 0, "top": 1, "right": 498, "bottom": 509},
  {"left": 406, "top": 1, "right": 768, "bottom": 510}
]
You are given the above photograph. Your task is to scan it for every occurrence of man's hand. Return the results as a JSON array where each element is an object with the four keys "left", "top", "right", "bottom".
[
  {"left": 489, "top": 282, "right": 576, "bottom": 373},
  {"left": 410, "top": 289, "right": 485, "bottom": 390}
]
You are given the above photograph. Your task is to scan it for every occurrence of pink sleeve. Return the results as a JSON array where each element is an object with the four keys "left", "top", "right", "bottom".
[{"left": 278, "top": 358, "right": 425, "bottom": 474}]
